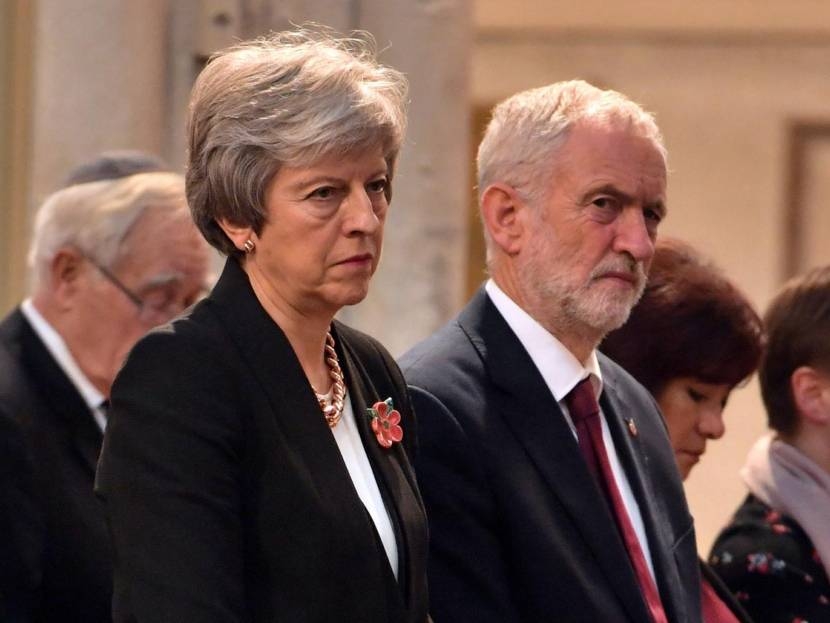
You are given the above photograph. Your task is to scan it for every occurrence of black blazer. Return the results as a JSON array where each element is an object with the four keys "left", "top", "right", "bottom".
[
  {"left": 0, "top": 308, "right": 112, "bottom": 623},
  {"left": 399, "top": 288, "right": 701, "bottom": 623},
  {"left": 95, "top": 258, "right": 429, "bottom": 623}
]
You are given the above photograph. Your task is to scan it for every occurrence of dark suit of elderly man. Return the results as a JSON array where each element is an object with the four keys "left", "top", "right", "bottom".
[
  {"left": 0, "top": 169, "right": 209, "bottom": 623},
  {"left": 400, "top": 80, "right": 701, "bottom": 623}
]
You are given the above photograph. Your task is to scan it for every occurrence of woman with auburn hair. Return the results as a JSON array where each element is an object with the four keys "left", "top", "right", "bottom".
[
  {"left": 602, "top": 238, "right": 763, "bottom": 623},
  {"left": 96, "top": 28, "right": 429, "bottom": 622}
]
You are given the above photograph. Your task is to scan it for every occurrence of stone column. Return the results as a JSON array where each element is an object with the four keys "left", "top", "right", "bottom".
[
  {"left": 29, "top": 0, "right": 169, "bottom": 202},
  {"left": 339, "top": 0, "right": 472, "bottom": 355},
  {"left": 0, "top": 0, "right": 34, "bottom": 312}
]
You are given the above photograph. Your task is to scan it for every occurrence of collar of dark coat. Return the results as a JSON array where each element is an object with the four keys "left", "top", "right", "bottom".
[{"left": 3, "top": 309, "right": 103, "bottom": 474}]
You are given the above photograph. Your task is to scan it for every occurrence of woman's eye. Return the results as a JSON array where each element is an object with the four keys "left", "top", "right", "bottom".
[
  {"left": 307, "top": 186, "right": 336, "bottom": 200},
  {"left": 687, "top": 388, "right": 706, "bottom": 403},
  {"left": 367, "top": 178, "right": 388, "bottom": 194}
]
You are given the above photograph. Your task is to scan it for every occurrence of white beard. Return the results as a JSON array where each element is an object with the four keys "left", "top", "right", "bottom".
[{"left": 520, "top": 229, "right": 647, "bottom": 339}]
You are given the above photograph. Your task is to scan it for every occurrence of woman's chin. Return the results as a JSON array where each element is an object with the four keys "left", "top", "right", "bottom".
[
  {"left": 674, "top": 453, "right": 698, "bottom": 481},
  {"left": 327, "top": 284, "right": 371, "bottom": 310}
]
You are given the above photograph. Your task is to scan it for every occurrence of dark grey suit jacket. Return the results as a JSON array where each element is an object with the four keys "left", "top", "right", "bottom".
[
  {"left": 0, "top": 308, "right": 111, "bottom": 623},
  {"left": 399, "top": 288, "right": 701, "bottom": 623},
  {"left": 96, "top": 258, "right": 429, "bottom": 623}
]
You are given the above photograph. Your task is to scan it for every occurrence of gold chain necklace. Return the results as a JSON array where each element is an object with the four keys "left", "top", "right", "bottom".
[{"left": 312, "top": 331, "right": 345, "bottom": 428}]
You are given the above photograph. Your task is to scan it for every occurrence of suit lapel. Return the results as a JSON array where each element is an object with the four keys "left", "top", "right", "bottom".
[
  {"left": 336, "top": 326, "right": 416, "bottom": 606},
  {"left": 458, "top": 290, "right": 650, "bottom": 622},
  {"left": 208, "top": 260, "right": 363, "bottom": 507},
  {"left": 14, "top": 311, "right": 102, "bottom": 474}
]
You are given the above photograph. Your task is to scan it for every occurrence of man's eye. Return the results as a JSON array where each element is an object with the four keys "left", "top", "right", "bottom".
[
  {"left": 367, "top": 178, "right": 388, "bottom": 194},
  {"left": 592, "top": 197, "right": 616, "bottom": 210},
  {"left": 644, "top": 208, "right": 663, "bottom": 223},
  {"left": 142, "top": 289, "right": 176, "bottom": 311}
]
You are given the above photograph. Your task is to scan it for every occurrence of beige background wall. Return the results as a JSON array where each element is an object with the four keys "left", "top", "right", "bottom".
[{"left": 0, "top": 0, "right": 33, "bottom": 313}]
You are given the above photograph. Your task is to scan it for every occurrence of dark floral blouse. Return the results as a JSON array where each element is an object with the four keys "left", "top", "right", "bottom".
[{"left": 709, "top": 494, "right": 830, "bottom": 623}]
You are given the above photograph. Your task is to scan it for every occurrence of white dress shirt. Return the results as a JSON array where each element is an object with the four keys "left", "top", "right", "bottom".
[
  {"left": 485, "top": 279, "right": 657, "bottom": 581},
  {"left": 20, "top": 299, "right": 107, "bottom": 432},
  {"left": 330, "top": 390, "right": 399, "bottom": 579}
]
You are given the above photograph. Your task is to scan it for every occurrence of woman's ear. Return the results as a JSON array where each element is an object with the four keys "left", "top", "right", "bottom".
[
  {"left": 216, "top": 218, "right": 255, "bottom": 253},
  {"left": 791, "top": 366, "right": 830, "bottom": 425},
  {"left": 479, "top": 183, "right": 530, "bottom": 257}
]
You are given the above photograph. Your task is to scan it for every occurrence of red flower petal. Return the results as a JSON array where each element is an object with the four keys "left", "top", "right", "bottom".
[
  {"left": 388, "top": 424, "right": 403, "bottom": 443},
  {"left": 374, "top": 401, "right": 388, "bottom": 418}
]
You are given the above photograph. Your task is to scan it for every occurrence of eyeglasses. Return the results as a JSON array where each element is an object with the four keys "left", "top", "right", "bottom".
[{"left": 79, "top": 250, "right": 195, "bottom": 324}]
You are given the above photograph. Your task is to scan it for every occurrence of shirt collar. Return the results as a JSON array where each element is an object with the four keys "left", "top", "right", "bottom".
[
  {"left": 21, "top": 299, "right": 107, "bottom": 431},
  {"left": 484, "top": 279, "right": 603, "bottom": 402}
]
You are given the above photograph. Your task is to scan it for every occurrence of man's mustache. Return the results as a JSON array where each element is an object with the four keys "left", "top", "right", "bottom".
[{"left": 590, "top": 255, "right": 647, "bottom": 285}]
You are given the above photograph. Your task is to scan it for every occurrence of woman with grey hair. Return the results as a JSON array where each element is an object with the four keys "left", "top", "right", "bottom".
[{"left": 96, "top": 28, "right": 429, "bottom": 623}]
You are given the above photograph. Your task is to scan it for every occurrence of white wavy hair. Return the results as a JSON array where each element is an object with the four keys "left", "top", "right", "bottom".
[
  {"left": 28, "top": 172, "right": 189, "bottom": 291},
  {"left": 477, "top": 79, "right": 666, "bottom": 205}
]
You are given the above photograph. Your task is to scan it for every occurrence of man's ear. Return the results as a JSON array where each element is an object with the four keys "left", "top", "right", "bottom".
[
  {"left": 791, "top": 366, "right": 830, "bottom": 424},
  {"left": 479, "top": 183, "right": 530, "bottom": 256},
  {"left": 49, "top": 248, "right": 86, "bottom": 307},
  {"left": 216, "top": 218, "right": 255, "bottom": 253}
]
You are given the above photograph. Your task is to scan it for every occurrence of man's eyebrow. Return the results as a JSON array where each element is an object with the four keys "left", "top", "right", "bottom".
[
  {"left": 578, "top": 184, "right": 633, "bottom": 205},
  {"left": 580, "top": 184, "right": 667, "bottom": 217},
  {"left": 138, "top": 272, "right": 183, "bottom": 291}
]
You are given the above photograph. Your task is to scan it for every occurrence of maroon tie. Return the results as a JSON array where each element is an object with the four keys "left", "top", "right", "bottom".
[{"left": 565, "top": 378, "right": 668, "bottom": 623}]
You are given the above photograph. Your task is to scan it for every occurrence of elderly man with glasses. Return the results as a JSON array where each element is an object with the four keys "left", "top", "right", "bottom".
[{"left": 0, "top": 169, "right": 210, "bottom": 623}]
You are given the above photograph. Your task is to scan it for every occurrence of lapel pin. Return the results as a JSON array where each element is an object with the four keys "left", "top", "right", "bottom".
[
  {"left": 367, "top": 397, "right": 403, "bottom": 448},
  {"left": 625, "top": 418, "right": 638, "bottom": 438}
]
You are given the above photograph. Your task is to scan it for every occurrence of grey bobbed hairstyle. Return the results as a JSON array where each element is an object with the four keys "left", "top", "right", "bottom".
[
  {"left": 476, "top": 79, "right": 666, "bottom": 205},
  {"left": 28, "top": 172, "right": 188, "bottom": 291},
  {"left": 186, "top": 27, "right": 410, "bottom": 256}
]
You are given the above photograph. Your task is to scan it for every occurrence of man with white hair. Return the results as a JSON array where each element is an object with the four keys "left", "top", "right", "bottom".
[
  {"left": 0, "top": 172, "right": 210, "bottom": 622},
  {"left": 400, "top": 80, "right": 701, "bottom": 622}
]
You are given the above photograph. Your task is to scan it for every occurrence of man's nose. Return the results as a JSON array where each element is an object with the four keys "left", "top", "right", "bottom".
[{"left": 613, "top": 207, "right": 654, "bottom": 263}]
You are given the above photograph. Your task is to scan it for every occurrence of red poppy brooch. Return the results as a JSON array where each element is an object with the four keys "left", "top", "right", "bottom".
[{"left": 367, "top": 398, "right": 403, "bottom": 448}]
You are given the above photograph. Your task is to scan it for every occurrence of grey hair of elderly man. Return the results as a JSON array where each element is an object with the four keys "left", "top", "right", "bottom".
[
  {"left": 62, "top": 149, "right": 169, "bottom": 187},
  {"left": 26, "top": 171, "right": 210, "bottom": 394}
]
